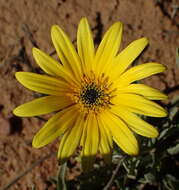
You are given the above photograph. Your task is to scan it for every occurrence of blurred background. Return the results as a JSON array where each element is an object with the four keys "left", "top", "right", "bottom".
[{"left": 0, "top": 0, "right": 179, "bottom": 189}]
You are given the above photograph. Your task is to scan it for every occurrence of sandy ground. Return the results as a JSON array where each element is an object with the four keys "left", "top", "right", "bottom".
[{"left": 0, "top": 0, "right": 179, "bottom": 189}]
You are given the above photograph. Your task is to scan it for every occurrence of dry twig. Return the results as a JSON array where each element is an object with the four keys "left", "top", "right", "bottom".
[{"left": 103, "top": 157, "right": 125, "bottom": 190}]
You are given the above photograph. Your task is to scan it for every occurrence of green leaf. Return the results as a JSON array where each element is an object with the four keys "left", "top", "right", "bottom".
[
  {"left": 167, "top": 144, "right": 179, "bottom": 155},
  {"left": 144, "top": 173, "right": 156, "bottom": 183},
  {"left": 169, "top": 107, "right": 179, "bottom": 120},
  {"left": 170, "top": 96, "right": 179, "bottom": 107},
  {"left": 163, "top": 175, "right": 179, "bottom": 190}
]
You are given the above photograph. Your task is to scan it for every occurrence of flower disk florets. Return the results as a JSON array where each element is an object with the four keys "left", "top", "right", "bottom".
[
  {"left": 80, "top": 83, "right": 102, "bottom": 105},
  {"left": 72, "top": 73, "right": 115, "bottom": 113}
]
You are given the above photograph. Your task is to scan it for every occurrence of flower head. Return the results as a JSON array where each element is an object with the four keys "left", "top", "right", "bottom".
[{"left": 13, "top": 18, "right": 167, "bottom": 172}]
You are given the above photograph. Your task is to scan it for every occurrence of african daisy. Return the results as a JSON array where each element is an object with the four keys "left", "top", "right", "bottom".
[{"left": 13, "top": 17, "right": 167, "bottom": 171}]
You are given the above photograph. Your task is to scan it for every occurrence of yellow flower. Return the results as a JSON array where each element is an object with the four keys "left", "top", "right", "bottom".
[{"left": 13, "top": 18, "right": 167, "bottom": 171}]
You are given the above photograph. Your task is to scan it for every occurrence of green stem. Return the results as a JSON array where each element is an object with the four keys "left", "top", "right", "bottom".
[{"left": 57, "top": 162, "right": 67, "bottom": 190}]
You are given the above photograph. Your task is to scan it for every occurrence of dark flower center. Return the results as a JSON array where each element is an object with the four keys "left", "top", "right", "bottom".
[
  {"left": 80, "top": 84, "right": 102, "bottom": 106},
  {"left": 75, "top": 73, "right": 116, "bottom": 112},
  {"left": 83, "top": 88, "right": 100, "bottom": 104}
]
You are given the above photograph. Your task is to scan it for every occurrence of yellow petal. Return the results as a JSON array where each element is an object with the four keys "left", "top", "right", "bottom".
[
  {"left": 13, "top": 96, "right": 72, "bottom": 117},
  {"left": 77, "top": 17, "right": 94, "bottom": 73},
  {"left": 111, "top": 106, "right": 159, "bottom": 138},
  {"left": 58, "top": 113, "right": 85, "bottom": 164},
  {"left": 113, "top": 93, "right": 167, "bottom": 117},
  {"left": 94, "top": 22, "right": 123, "bottom": 75},
  {"left": 81, "top": 113, "right": 99, "bottom": 172},
  {"left": 118, "top": 84, "right": 168, "bottom": 100},
  {"left": 32, "top": 105, "right": 78, "bottom": 148},
  {"left": 109, "top": 37, "right": 148, "bottom": 79},
  {"left": 102, "top": 110, "right": 139, "bottom": 155},
  {"left": 32, "top": 48, "right": 78, "bottom": 85},
  {"left": 98, "top": 115, "right": 113, "bottom": 164},
  {"left": 51, "top": 25, "right": 82, "bottom": 81},
  {"left": 16, "top": 72, "right": 70, "bottom": 95},
  {"left": 116, "top": 63, "right": 166, "bottom": 87}
]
